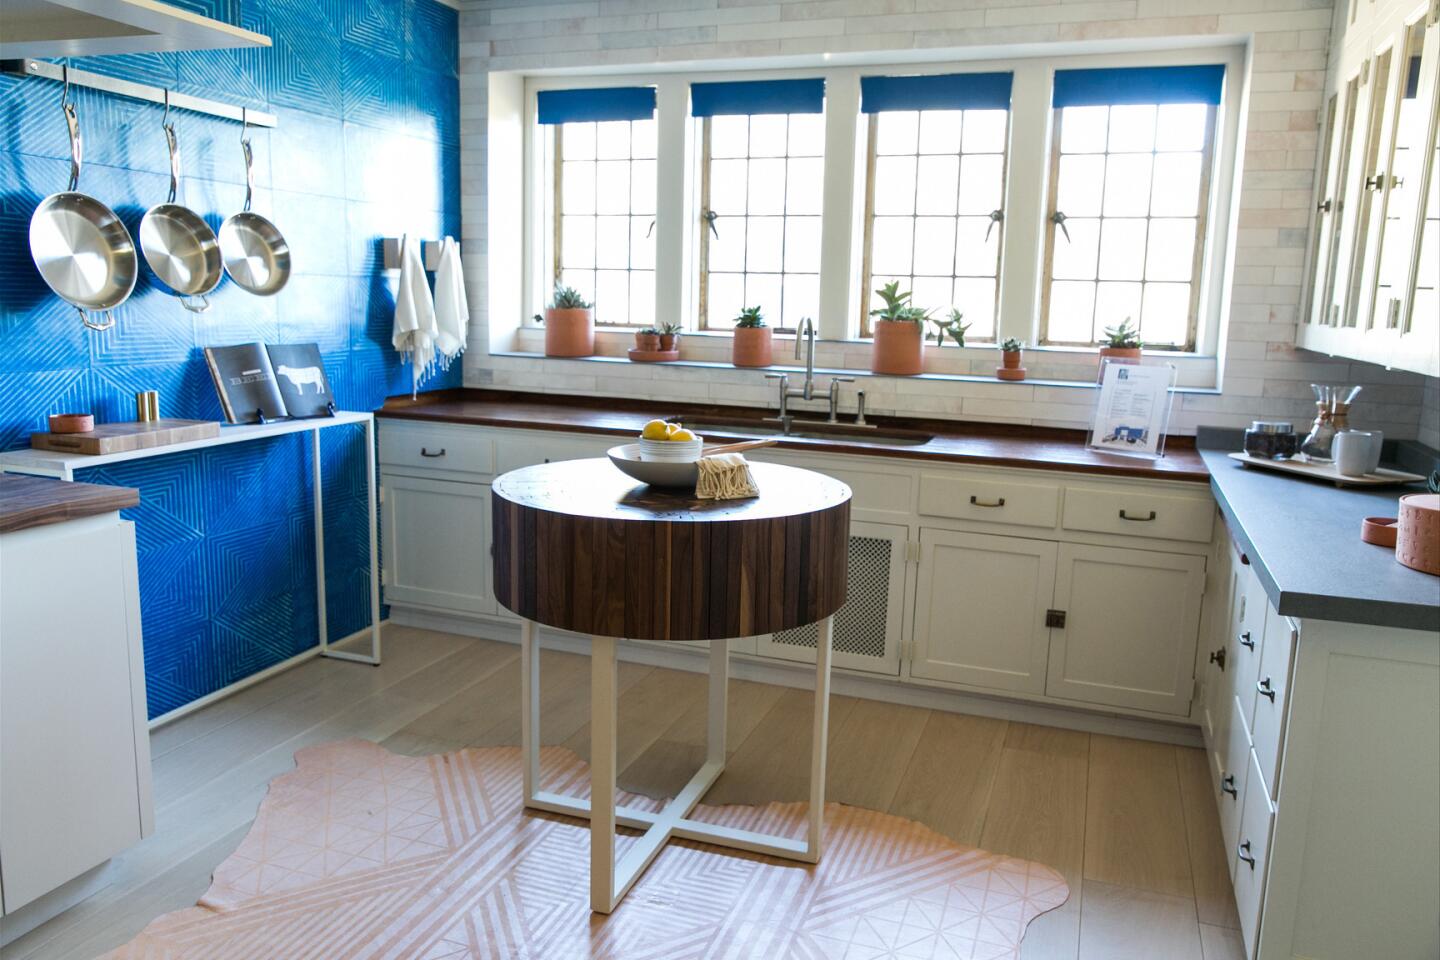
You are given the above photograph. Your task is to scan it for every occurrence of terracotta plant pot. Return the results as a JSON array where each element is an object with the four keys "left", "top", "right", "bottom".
[
  {"left": 871, "top": 320, "right": 924, "bottom": 376},
  {"left": 997, "top": 350, "right": 1026, "bottom": 381},
  {"left": 659, "top": 333, "right": 679, "bottom": 352},
  {"left": 1097, "top": 345, "right": 1142, "bottom": 382},
  {"left": 732, "top": 327, "right": 773, "bottom": 367},
  {"left": 544, "top": 307, "right": 594, "bottom": 357},
  {"left": 635, "top": 332, "right": 661, "bottom": 351}
]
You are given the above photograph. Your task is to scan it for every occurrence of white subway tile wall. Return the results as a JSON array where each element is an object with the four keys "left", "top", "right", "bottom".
[{"left": 457, "top": 0, "right": 1438, "bottom": 441}]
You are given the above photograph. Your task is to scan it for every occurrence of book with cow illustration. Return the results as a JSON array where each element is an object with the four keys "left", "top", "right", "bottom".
[{"left": 203, "top": 342, "right": 335, "bottom": 424}]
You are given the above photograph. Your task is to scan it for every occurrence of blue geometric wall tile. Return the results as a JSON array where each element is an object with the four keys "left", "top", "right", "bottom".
[
  {"left": 88, "top": 292, "right": 202, "bottom": 367},
  {"left": 278, "top": 275, "right": 353, "bottom": 351},
  {"left": 199, "top": 434, "right": 307, "bottom": 534},
  {"left": 407, "top": 0, "right": 459, "bottom": 75},
  {"left": 271, "top": 192, "right": 349, "bottom": 277},
  {"left": 172, "top": 118, "right": 272, "bottom": 189},
  {"left": 69, "top": 53, "right": 179, "bottom": 89},
  {"left": 206, "top": 520, "right": 306, "bottom": 615},
  {"left": 190, "top": 279, "right": 281, "bottom": 348},
  {"left": 341, "top": 45, "right": 407, "bottom": 133},
  {"left": 0, "top": 368, "right": 91, "bottom": 450},
  {"left": 344, "top": 0, "right": 405, "bottom": 59},
  {"left": 80, "top": 452, "right": 207, "bottom": 549},
  {"left": 0, "top": 298, "right": 91, "bottom": 375},
  {"left": 268, "top": 108, "right": 345, "bottom": 199},
  {"left": 406, "top": 66, "right": 460, "bottom": 146},
  {"left": 262, "top": 0, "right": 345, "bottom": 116}
]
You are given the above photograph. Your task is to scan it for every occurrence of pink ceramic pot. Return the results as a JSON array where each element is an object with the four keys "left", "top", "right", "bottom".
[
  {"left": 732, "top": 327, "right": 773, "bottom": 367},
  {"left": 871, "top": 320, "right": 923, "bottom": 376}
]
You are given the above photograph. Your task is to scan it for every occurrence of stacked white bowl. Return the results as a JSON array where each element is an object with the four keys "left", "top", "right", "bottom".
[{"left": 637, "top": 435, "right": 703, "bottom": 462}]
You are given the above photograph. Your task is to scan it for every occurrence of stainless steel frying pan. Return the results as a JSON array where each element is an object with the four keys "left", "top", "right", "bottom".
[
  {"left": 29, "top": 70, "right": 137, "bottom": 331},
  {"left": 140, "top": 95, "right": 222, "bottom": 312},
  {"left": 219, "top": 113, "right": 290, "bottom": 296}
]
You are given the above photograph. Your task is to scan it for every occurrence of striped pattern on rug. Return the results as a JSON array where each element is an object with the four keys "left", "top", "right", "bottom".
[{"left": 102, "top": 739, "right": 1068, "bottom": 959}]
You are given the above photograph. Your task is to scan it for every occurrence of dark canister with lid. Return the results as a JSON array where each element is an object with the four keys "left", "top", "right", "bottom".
[{"left": 1244, "top": 420, "right": 1298, "bottom": 460}]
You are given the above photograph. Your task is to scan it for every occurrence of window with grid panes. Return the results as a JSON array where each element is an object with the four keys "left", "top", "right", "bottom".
[
  {"left": 694, "top": 78, "right": 825, "bottom": 330},
  {"left": 860, "top": 72, "right": 1012, "bottom": 339},
  {"left": 1042, "top": 65, "right": 1224, "bottom": 350},
  {"left": 538, "top": 86, "right": 657, "bottom": 327}
]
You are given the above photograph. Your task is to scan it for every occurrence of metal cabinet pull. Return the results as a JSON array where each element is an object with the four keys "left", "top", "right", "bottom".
[
  {"left": 1238, "top": 631, "right": 1255, "bottom": 650},
  {"left": 1317, "top": 197, "right": 1332, "bottom": 213},
  {"left": 1237, "top": 839, "right": 1256, "bottom": 869},
  {"left": 1221, "top": 774, "right": 1237, "bottom": 798},
  {"left": 1257, "top": 677, "right": 1276, "bottom": 702},
  {"left": 420, "top": 447, "right": 447, "bottom": 458},
  {"left": 1209, "top": 647, "right": 1227, "bottom": 671},
  {"left": 969, "top": 496, "right": 1006, "bottom": 507},
  {"left": 1119, "top": 509, "right": 1157, "bottom": 521}
]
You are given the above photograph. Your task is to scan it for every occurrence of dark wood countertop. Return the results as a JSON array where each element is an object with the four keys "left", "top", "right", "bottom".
[
  {"left": 0, "top": 474, "right": 139, "bottom": 534},
  {"left": 377, "top": 389, "right": 1209, "bottom": 482}
]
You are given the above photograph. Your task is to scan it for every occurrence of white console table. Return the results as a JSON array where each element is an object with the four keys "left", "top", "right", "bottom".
[{"left": 0, "top": 411, "right": 382, "bottom": 671}]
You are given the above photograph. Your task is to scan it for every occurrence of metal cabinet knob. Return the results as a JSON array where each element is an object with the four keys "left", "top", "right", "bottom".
[
  {"left": 420, "top": 447, "right": 446, "bottom": 458},
  {"left": 1238, "top": 631, "right": 1255, "bottom": 650},
  {"left": 1209, "top": 647, "right": 1227, "bottom": 671},
  {"left": 1257, "top": 677, "right": 1276, "bottom": 702},
  {"left": 1237, "top": 839, "right": 1256, "bottom": 869},
  {"left": 1221, "top": 774, "right": 1238, "bottom": 798}
]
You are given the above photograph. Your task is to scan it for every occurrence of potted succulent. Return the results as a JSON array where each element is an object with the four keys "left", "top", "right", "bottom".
[
  {"left": 870, "top": 281, "right": 928, "bottom": 376},
  {"left": 997, "top": 337, "right": 1026, "bottom": 381},
  {"left": 1098, "top": 317, "right": 1142, "bottom": 381},
  {"left": 731, "top": 306, "right": 772, "bottom": 367},
  {"left": 635, "top": 327, "right": 661, "bottom": 351},
  {"left": 541, "top": 284, "right": 594, "bottom": 358},
  {"left": 928, "top": 308, "right": 972, "bottom": 348},
  {"left": 658, "top": 321, "right": 682, "bottom": 352}
]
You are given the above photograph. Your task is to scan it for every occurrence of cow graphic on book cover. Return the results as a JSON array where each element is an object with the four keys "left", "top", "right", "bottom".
[{"left": 204, "top": 342, "right": 335, "bottom": 423}]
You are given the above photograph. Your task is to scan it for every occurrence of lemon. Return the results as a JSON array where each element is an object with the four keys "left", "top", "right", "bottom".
[
  {"left": 640, "top": 419, "right": 670, "bottom": 441},
  {"left": 665, "top": 422, "right": 681, "bottom": 436},
  {"left": 670, "top": 429, "right": 696, "bottom": 442}
]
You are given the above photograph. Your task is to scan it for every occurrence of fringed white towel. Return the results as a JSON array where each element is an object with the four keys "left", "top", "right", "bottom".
[
  {"left": 391, "top": 235, "right": 437, "bottom": 399},
  {"left": 433, "top": 236, "right": 468, "bottom": 370},
  {"left": 695, "top": 453, "right": 759, "bottom": 500}
]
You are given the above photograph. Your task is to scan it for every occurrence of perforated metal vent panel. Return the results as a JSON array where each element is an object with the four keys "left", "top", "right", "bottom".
[{"left": 772, "top": 534, "right": 893, "bottom": 660}]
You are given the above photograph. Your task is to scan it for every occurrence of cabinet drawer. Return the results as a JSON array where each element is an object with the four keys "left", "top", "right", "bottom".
[
  {"left": 1229, "top": 562, "right": 1268, "bottom": 731},
  {"left": 494, "top": 433, "right": 614, "bottom": 475},
  {"left": 1218, "top": 695, "right": 1252, "bottom": 878},
  {"left": 1234, "top": 748, "right": 1276, "bottom": 960},
  {"left": 380, "top": 421, "right": 494, "bottom": 477},
  {"left": 918, "top": 473, "right": 1059, "bottom": 528},
  {"left": 1252, "top": 603, "right": 1296, "bottom": 800},
  {"left": 1062, "top": 487, "right": 1215, "bottom": 543}
]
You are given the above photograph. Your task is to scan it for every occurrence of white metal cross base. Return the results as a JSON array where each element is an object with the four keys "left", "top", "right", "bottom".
[{"left": 519, "top": 616, "right": 835, "bottom": 914}]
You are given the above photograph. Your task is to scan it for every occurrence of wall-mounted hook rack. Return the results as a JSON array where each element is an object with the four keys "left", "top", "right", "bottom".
[
  {"left": 382, "top": 237, "right": 450, "bottom": 271},
  {"left": 1, "top": 58, "right": 278, "bottom": 127}
]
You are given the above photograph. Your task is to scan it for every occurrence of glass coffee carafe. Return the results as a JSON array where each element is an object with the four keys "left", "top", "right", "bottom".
[{"left": 1300, "top": 384, "right": 1362, "bottom": 460}]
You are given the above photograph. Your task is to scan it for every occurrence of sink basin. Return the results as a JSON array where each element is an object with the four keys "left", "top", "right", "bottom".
[{"left": 686, "top": 421, "right": 932, "bottom": 448}]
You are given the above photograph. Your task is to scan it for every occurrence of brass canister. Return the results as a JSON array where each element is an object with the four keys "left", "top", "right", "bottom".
[{"left": 135, "top": 390, "right": 160, "bottom": 422}]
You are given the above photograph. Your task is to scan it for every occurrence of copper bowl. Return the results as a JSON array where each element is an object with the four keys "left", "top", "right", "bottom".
[{"left": 48, "top": 413, "right": 94, "bottom": 434}]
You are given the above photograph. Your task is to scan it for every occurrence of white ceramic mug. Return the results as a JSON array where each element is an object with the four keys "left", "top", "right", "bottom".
[{"left": 1334, "top": 430, "right": 1383, "bottom": 477}]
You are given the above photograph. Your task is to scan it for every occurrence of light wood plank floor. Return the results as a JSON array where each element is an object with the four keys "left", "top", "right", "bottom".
[{"left": 2, "top": 625, "right": 1244, "bottom": 960}]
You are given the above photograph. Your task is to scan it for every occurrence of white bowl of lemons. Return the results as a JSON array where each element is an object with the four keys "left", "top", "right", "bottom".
[{"left": 635, "top": 419, "right": 702, "bottom": 462}]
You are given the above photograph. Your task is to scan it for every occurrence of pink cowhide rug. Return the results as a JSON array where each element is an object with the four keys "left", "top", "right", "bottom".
[{"left": 103, "top": 739, "right": 1068, "bottom": 959}]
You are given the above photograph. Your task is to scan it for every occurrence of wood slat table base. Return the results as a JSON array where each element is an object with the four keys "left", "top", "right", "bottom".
[{"left": 519, "top": 618, "right": 834, "bottom": 914}]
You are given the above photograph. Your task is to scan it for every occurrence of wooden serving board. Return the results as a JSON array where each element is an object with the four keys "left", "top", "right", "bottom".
[
  {"left": 1227, "top": 451, "right": 1427, "bottom": 487},
  {"left": 30, "top": 419, "right": 220, "bottom": 455}
]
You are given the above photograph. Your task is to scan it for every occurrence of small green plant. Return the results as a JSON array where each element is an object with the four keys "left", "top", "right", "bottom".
[
  {"left": 637, "top": 326, "right": 660, "bottom": 336},
  {"left": 735, "top": 306, "right": 766, "bottom": 328},
  {"left": 929, "top": 308, "right": 972, "bottom": 348},
  {"left": 870, "top": 281, "right": 925, "bottom": 324},
  {"left": 550, "top": 283, "right": 592, "bottom": 310},
  {"left": 1000, "top": 337, "right": 1025, "bottom": 353},
  {"left": 658, "top": 321, "right": 682, "bottom": 335},
  {"left": 1102, "top": 317, "right": 1142, "bottom": 349}
]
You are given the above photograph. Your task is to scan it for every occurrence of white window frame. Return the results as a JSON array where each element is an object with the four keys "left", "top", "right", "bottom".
[{"left": 517, "top": 43, "right": 1244, "bottom": 362}]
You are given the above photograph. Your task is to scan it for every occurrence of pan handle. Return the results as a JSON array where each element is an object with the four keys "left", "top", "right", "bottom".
[
  {"left": 78, "top": 307, "right": 115, "bottom": 332},
  {"left": 163, "top": 90, "right": 181, "bottom": 204},
  {"left": 64, "top": 101, "right": 82, "bottom": 192},
  {"left": 180, "top": 295, "right": 211, "bottom": 313},
  {"left": 240, "top": 109, "right": 255, "bottom": 213}
]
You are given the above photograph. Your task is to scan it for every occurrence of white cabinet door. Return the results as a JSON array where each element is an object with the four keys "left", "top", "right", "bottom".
[
  {"left": 910, "top": 529, "right": 1056, "bottom": 694},
  {"left": 755, "top": 521, "right": 907, "bottom": 675},
  {"left": 381, "top": 474, "right": 495, "bottom": 617},
  {"left": 1045, "top": 544, "right": 1205, "bottom": 716}
]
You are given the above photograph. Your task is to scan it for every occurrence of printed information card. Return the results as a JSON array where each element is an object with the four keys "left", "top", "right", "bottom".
[{"left": 1087, "top": 360, "right": 1176, "bottom": 460}]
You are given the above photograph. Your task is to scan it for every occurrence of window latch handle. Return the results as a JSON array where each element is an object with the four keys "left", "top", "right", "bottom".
[
  {"left": 702, "top": 209, "right": 719, "bottom": 238},
  {"left": 1050, "top": 210, "right": 1071, "bottom": 242},
  {"left": 645, "top": 219, "right": 656, "bottom": 239},
  {"left": 985, "top": 208, "right": 1004, "bottom": 241}
]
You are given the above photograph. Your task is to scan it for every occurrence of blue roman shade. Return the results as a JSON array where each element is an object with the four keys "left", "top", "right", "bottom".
[
  {"left": 860, "top": 72, "right": 1013, "bottom": 113},
  {"left": 689, "top": 78, "right": 825, "bottom": 117},
  {"left": 1052, "top": 65, "right": 1226, "bottom": 107},
  {"left": 537, "top": 86, "right": 656, "bottom": 124}
]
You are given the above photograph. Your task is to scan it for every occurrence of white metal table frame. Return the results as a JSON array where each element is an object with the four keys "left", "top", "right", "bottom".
[
  {"left": 0, "top": 411, "right": 382, "bottom": 666},
  {"left": 519, "top": 616, "right": 835, "bottom": 914}
]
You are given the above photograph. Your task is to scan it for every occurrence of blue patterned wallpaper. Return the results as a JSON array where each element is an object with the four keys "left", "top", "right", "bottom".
[{"left": 0, "top": 0, "right": 461, "bottom": 718}]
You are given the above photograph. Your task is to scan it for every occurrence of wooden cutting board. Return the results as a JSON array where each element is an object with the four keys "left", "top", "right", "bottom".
[{"left": 30, "top": 419, "right": 220, "bottom": 455}]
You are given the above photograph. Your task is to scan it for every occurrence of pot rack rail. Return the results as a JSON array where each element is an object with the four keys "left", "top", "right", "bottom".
[{"left": 1, "top": 58, "right": 277, "bottom": 127}]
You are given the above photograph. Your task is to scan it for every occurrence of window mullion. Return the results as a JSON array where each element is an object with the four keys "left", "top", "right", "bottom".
[
  {"left": 999, "top": 62, "right": 1051, "bottom": 346},
  {"left": 817, "top": 71, "right": 860, "bottom": 341},
  {"left": 655, "top": 77, "right": 688, "bottom": 331}
]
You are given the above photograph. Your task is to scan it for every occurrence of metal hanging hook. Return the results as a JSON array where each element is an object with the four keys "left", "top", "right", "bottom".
[
  {"left": 162, "top": 87, "right": 171, "bottom": 129},
  {"left": 240, "top": 107, "right": 249, "bottom": 144},
  {"left": 60, "top": 62, "right": 71, "bottom": 107}
]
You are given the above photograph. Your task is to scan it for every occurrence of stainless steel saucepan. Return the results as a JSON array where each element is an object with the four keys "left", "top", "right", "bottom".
[
  {"left": 29, "top": 68, "right": 138, "bottom": 331},
  {"left": 218, "top": 111, "right": 290, "bottom": 296},
  {"left": 140, "top": 92, "right": 222, "bottom": 312}
]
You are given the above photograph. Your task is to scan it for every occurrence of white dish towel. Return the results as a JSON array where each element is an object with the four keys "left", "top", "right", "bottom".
[
  {"left": 432, "top": 236, "right": 468, "bottom": 370},
  {"left": 391, "top": 234, "right": 437, "bottom": 399}
]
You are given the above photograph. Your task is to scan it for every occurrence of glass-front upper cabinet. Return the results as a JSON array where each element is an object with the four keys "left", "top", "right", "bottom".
[{"left": 1368, "top": 22, "right": 1429, "bottom": 332}]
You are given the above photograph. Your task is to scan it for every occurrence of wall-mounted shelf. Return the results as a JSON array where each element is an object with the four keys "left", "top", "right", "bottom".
[
  {"left": 0, "top": 0, "right": 270, "bottom": 59},
  {"left": 1, "top": 58, "right": 277, "bottom": 127}
]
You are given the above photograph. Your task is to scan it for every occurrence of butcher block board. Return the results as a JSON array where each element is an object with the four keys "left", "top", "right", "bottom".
[
  {"left": 1227, "top": 451, "right": 1427, "bottom": 487},
  {"left": 30, "top": 419, "right": 220, "bottom": 455}
]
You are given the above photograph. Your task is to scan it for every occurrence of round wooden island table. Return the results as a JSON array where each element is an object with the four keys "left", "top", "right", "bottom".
[{"left": 491, "top": 457, "right": 851, "bottom": 914}]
